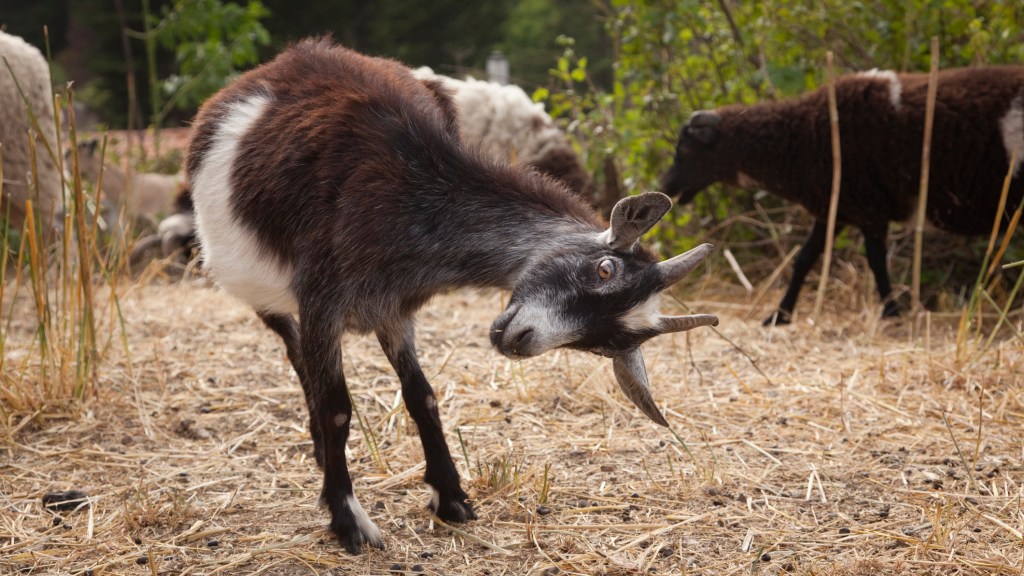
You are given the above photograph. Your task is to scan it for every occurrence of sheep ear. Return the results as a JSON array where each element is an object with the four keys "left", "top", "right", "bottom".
[
  {"left": 600, "top": 192, "right": 672, "bottom": 251},
  {"left": 685, "top": 111, "right": 721, "bottom": 146},
  {"left": 612, "top": 348, "right": 669, "bottom": 427}
]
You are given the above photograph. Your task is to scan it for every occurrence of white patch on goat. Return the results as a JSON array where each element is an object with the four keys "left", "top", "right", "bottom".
[
  {"left": 619, "top": 293, "right": 662, "bottom": 333},
  {"left": 428, "top": 487, "right": 440, "bottom": 513},
  {"left": 345, "top": 494, "right": 383, "bottom": 546},
  {"left": 859, "top": 69, "right": 902, "bottom": 110},
  {"left": 735, "top": 172, "right": 763, "bottom": 191},
  {"left": 1000, "top": 95, "right": 1024, "bottom": 176},
  {"left": 506, "top": 292, "right": 583, "bottom": 357},
  {"left": 333, "top": 413, "right": 349, "bottom": 427},
  {"left": 424, "top": 394, "right": 437, "bottom": 412},
  {"left": 191, "top": 95, "right": 299, "bottom": 315}
]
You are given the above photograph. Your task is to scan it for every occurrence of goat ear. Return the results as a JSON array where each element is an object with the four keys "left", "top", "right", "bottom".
[
  {"left": 612, "top": 348, "right": 669, "bottom": 427},
  {"left": 685, "top": 111, "right": 721, "bottom": 146},
  {"left": 601, "top": 192, "right": 672, "bottom": 251}
]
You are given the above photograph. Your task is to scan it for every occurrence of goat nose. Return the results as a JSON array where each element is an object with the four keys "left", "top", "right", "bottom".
[{"left": 511, "top": 328, "right": 534, "bottom": 351}]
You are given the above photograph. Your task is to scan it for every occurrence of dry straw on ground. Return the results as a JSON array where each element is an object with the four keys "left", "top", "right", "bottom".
[{"left": 2, "top": 268, "right": 1022, "bottom": 576}]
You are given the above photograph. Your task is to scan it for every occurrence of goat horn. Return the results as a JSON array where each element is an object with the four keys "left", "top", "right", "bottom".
[
  {"left": 658, "top": 243, "right": 714, "bottom": 286},
  {"left": 658, "top": 314, "right": 719, "bottom": 334},
  {"left": 612, "top": 348, "right": 669, "bottom": 427}
]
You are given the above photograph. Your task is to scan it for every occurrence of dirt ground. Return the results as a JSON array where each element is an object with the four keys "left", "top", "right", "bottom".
[{"left": 2, "top": 275, "right": 1023, "bottom": 575}]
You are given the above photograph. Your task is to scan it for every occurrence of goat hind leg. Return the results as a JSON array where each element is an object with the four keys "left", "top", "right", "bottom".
[
  {"left": 377, "top": 320, "right": 476, "bottom": 523},
  {"left": 299, "top": 308, "right": 383, "bottom": 553},
  {"left": 258, "top": 311, "right": 324, "bottom": 467}
]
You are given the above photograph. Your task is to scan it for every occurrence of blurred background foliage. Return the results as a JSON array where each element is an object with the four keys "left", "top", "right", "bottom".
[
  {"left": 552, "top": 0, "right": 1024, "bottom": 201},
  {"left": 538, "top": 0, "right": 1024, "bottom": 305},
  {"left": 5, "top": 0, "right": 1021, "bottom": 166},
  {"left": 2, "top": 0, "right": 1021, "bottom": 300},
  {"left": 0, "top": 0, "right": 612, "bottom": 128}
]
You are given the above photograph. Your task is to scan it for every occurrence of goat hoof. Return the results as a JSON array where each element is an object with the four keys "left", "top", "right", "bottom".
[
  {"left": 335, "top": 525, "right": 385, "bottom": 555},
  {"left": 327, "top": 494, "right": 384, "bottom": 553},
  {"left": 762, "top": 310, "right": 792, "bottom": 327},
  {"left": 430, "top": 489, "right": 477, "bottom": 523}
]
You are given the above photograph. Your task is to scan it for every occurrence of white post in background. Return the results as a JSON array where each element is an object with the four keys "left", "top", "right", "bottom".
[{"left": 486, "top": 51, "right": 509, "bottom": 85}]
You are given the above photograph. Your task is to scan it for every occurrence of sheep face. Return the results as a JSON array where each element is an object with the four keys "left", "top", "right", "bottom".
[
  {"left": 660, "top": 111, "right": 724, "bottom": 204},
  {"left": 490, "top": 192, "right": 718, "bottom": 426}
]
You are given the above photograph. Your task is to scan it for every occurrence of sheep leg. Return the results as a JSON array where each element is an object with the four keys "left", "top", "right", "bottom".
[
  {"left": 377, "top": 320, "right": 476, "bottom": 524},
  {"left": 765, "top": 219, "right": 830, "bottom": 326},
  {"left": 863, "top": 230, "right": 900, "bottom": 318},
  {"left": 258, "top": 311, "right": 323, "bottom": 468},
  {"left": 300, "top": 306, "right": 384, "bottom": 553}
]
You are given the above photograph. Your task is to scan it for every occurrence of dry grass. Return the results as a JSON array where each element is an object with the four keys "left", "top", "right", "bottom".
[{"left": 2, "top": 272, "right": 1022, "bottom": 576}]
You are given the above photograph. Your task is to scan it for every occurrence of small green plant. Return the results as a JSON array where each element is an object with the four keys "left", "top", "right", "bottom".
[
  {"left": 474, "top": 448, "right": 523, "bottom": 494},
  {"left": 537, "top": 461, "right": 552, "bottom": 505},
  {"left": 129, "top": 0, "right": 270, "bottom": 157}
]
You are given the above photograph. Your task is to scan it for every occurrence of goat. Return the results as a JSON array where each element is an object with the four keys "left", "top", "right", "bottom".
[
  {"left": 661, "top": 66, "right": 1024, "bottom": 325},
  {"left": 0, "top": 30, "right": 61, "bottom": 232},
  {"left": 187, "top": 38, "right": 718, "bottom": 552}
]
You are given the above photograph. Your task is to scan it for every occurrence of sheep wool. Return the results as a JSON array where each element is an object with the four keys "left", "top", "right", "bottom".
[
  {"left": 412, "top": 67, "right": 592, "bottom": 198},
  {"left": 0, "top": 30, "right": 61, "bottom": 232}
]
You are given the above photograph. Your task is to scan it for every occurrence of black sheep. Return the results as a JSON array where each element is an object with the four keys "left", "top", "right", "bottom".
[{"left": 661, "top": 66, "right": 1024, "bottom": 325}]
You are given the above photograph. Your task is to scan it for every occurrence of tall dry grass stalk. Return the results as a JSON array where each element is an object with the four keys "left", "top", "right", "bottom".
[
  {"left": 954, "top": 153, "right": 1023, "bottom": 363},
  {"left": 911, "top": 37, "right": 940, "bottom": 317},
  {"left": 0, "top": 34, "right": 131, "bottom": 422},
  {"left": 812, "top": 51, "right": 841, "bottom": 319}
]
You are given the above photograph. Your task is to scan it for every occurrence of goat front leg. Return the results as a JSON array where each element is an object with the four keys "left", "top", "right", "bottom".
[
  {"left": 862, "top": 228, "right": 900, "bottom": 318},
  {"left": 765, "top": 218, "right": 831, "bottom": 326},
  {"left": 300, "top": 305, "right": 383, "bottom": 553},
  {"left": 258, "top": 311, "right": 323, "bottom": 468},
  {"left": 377, "top": 320, "right": 476, "bottom": 523}
]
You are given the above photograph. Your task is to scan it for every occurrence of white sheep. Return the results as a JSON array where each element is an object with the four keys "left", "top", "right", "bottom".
[
  {"left": 412, "top": 67, "right": 593, "bottom": 197},
  {"left": 0, "top": 30, "right": 61, "bottom": 232}
]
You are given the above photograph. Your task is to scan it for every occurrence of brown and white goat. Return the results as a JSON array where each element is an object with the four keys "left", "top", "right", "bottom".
[
  {"left": 187, "top": 38, "right": 717, "bottom": 552},
  {"left": 662, "top": 66, "right": 1024, "bottom": 325}
]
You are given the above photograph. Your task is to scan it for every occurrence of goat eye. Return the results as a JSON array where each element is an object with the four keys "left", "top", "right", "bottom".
[{"left": 597, "top": 259, "right": 616, "bottom": 281}]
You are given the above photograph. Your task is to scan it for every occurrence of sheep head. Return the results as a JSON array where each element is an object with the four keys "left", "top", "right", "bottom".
[
  {"left": 490, "top": 192, "right": 717, "bottom": 426},
  {"left": 660, "top": 110, "right": 725, "bottom": 205}
]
